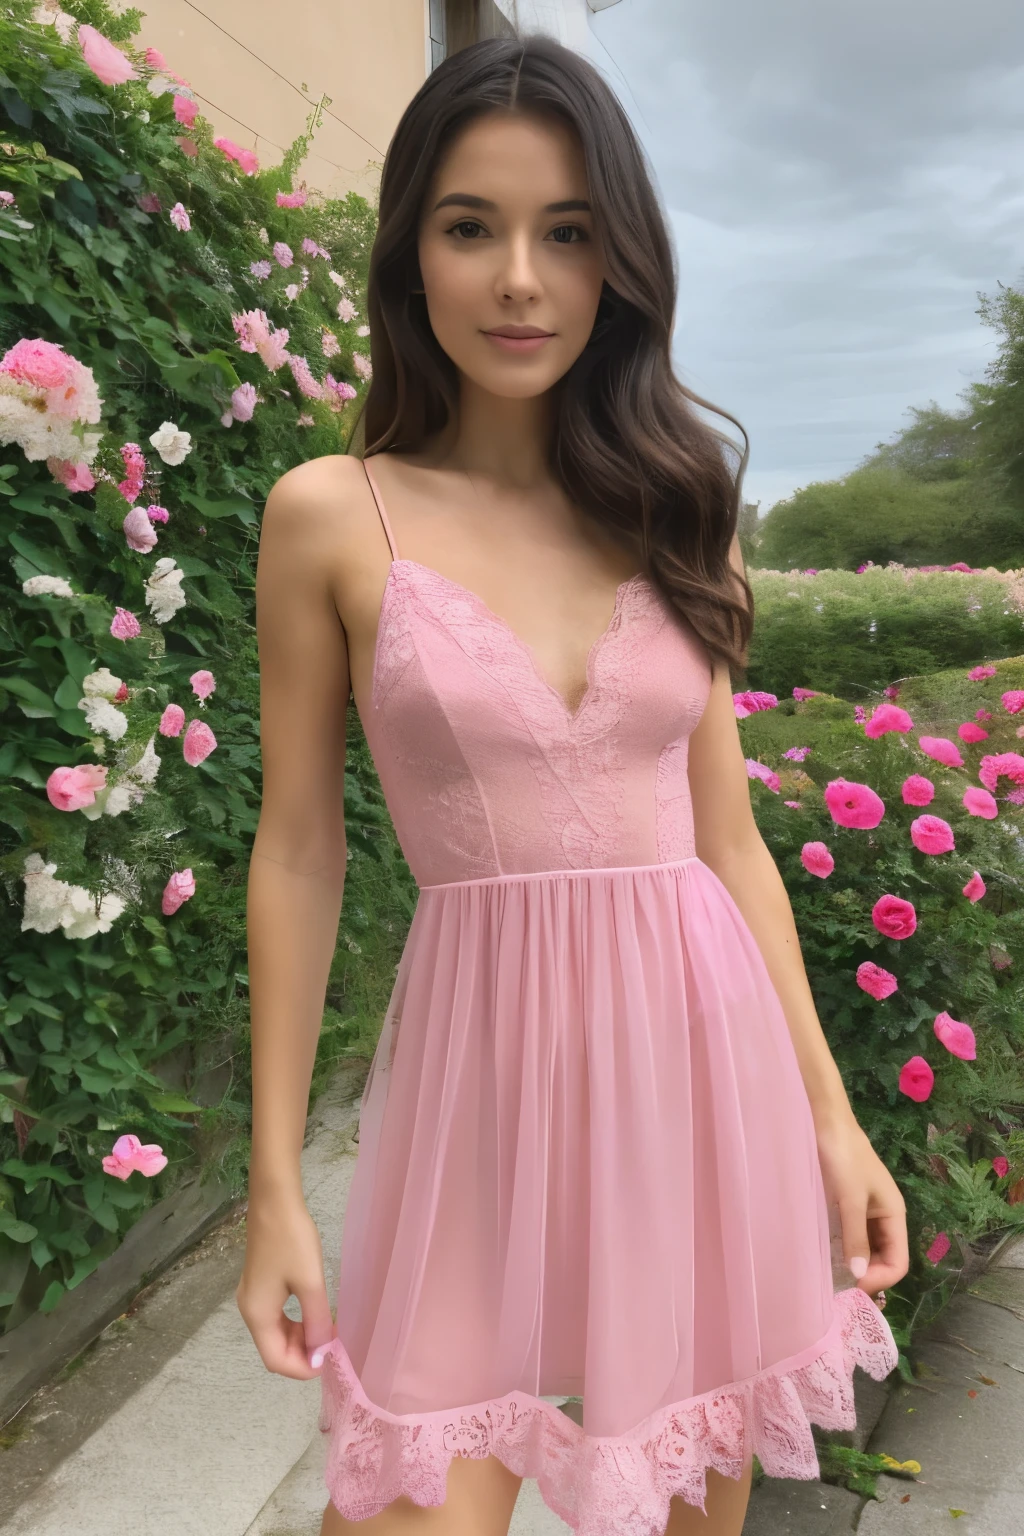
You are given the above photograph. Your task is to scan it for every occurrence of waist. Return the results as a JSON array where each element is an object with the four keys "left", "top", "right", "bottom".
[{"left": 419, "top": 856, "right": 701, "bottom": 892}]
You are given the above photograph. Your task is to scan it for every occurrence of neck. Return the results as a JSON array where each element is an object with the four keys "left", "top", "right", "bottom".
[{"left": 429, "top": 376, "right": 557, "bottom": 490}]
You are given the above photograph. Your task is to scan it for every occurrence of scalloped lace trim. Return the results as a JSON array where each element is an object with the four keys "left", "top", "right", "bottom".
[{"left": 319, "top": 1285, "right": 897, "bottom": 1534}]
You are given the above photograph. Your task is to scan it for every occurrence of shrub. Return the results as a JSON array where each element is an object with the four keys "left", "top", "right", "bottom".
[{"left": 746, "top": 564, "right": 1024, "bottom": 699}]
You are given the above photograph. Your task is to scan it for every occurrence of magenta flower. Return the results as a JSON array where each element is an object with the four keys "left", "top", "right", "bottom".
[
  {"left": 957, "top": 720, "right": 988, "bottom": 743},
  {"left": 782, "top": 745, "right": 811, "bottom": 761},
  {"left": 898, "top": 1055, "right": 934, "bottom": 1102},
  {"left": 864, "top": 702, "right": 914, "bottom": 737},
  {"left": 910, "top": 814, "right": 955, "bottom": 855},
  {"left": 1001, "top": 690, "right": 1024, "bottom": 714},
  {"left": 962, "top": 870, "right": 986, "bottom": 902},
  {"left": 883, "top": 684, "right": 901, "bottom": 700},
  {"left": 146, "top": 505, "right": 169, "bottom": 524},
  {"left": 784, "top": 799, "right": 802, "bottom": 808},
  {"left": 933, "top": 1010, "right": 976, "bottom": 1060},
  {"left": 102, "top": 1133, "right": 167, "bottom": 1181},
  {"left": 190, "top": 669, "right": 216, "bottom": 701},
  {"left": 160, "top": 703, "right": 186, "bottom": 736},
  {"left": 968, "top": 664, "right": 997, "bottom": 680},
  {"left": 733, "top": 690, "right": 778, "bottom": 718},
  {"left": 276, "top": 190, "right": 308, "bottom": 208},
  {"left": 853, "top": 704, "right": 866, "bottom": 724},
  {"left": 169, "top": 202, "right": 191, "bottom": 233},
  {"left": 963, "top": 786, "right": 997, "bottom": 819},
  {"left": 323, "top": 373, "right": 358, "bottom": 411},
  {"left": 800, "top": 841, "right": 834, "bottom": 877},
  {"left": 118, "top": 442, "right": 146, "bottom": 504},
  {"left": 162, "top": 868, "right": 196, "bottom": 916},
  {"left": 901, "top": 774, "right": 934, "bottom": 807},
  {"left": 78, "top": 24, "right": 138, "bottom": 86},
  {"left": 792, "top": 687, "right": 819, "bottom": 701},
  {"left": 979, "top": 752, "right": 1024, "bottom": 793},
  {"left": 183, "top": 718, "right": 217, "bottom": 765},
  {"left": 872, "top": 894, "right": 917, "bottom": 939},
  {"left": 273, "top": 241, "right": 294, "bottom": 268},
  {"left": 746, "top": 759, "right": 780, "bottom": 793},
  {"left": 824, "top": 778, "right": 885, "bottom": 828},
  {"left": 925, "top": 1231, "right": 951, "bottom": 1264},
  {"left": 46, "top": 763, "right": 107, "bottom": 811},
  {"left": 214, "top": 137, "right": 259, "bottom": 176},
  {"left": 111, "top": 607, "right": 141, "bottom": 640},
  {"left": 856, "top": 961, "right": 898, "bottom": 999},
  {"left": 993, "top": 1156, "right": 1010, "bottom": 1179},
  {"left": 173, "top": 94, "right": 198, "bottom": 127},
  {"left": 976, "top": 708, "right": 993, "bottom": 722},
  {"left": 918, "top": 735, "right": 964, "bottom": 768}
]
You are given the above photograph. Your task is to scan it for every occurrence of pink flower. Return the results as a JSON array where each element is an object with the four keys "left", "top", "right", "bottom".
[
  {"left": 979, "top": 752, "right": 1024, "bottom": 793},
  {"left": 783, "top": 745, "right": 811, "bottom": 761},
  {"left": 963, "top": 870, "right": 986, "bottom": 902},
  {"left": 910, "top": 814, "right": 955, "bottom": 855},
  {"left": 918, "top": 735, "right": 964, "bottom": 768},
  {"left": 191, "top": 669, "right": 216, "bottom": 701},
  {"left": 925, "top": 1231, "right": 951, "bottom": 1264},
  {"left": 323, "top": 373, "right": 357, "bottom": 411},
  {"left": 46, "top": 763, "right": 107, "bottom": 811},
  {"left": 856, "top": 961, "right": 898, "bottom": 1000},
  {"left": 162, "top": 867, "right": 196, "bottom": 916},
  {"left": 48, "top": 458, "right": 95, "bottom": 493},
  {"left": 883, "top": 684, "right": 901, "bottom": 700},
  {"left": 228, "top": 382, "right": 258, "bottom": 422},
  {"left": 901, "top": 774, "right": 934, "bottom": 807},
  {"left": 933, "top": 1010, "right": 976, "bottom": 1060},
  {"left": 784, "top": 800, "right": 802, "bottom": 808},
  {"left": 1, "top": 338, "right": 69, "bottom": 390},
  {"left": 1001, "top": 690, "right": 1024, "bottom": 714},
  {"left": 853, "top": 704, "right": 866, "bottom": 724},
  {"left": 976, "top": 708, "right": 993, "bottom": 722},
  {"left": 335, "top": 296, "right": 357, "bottom": 324},
  {"left": 287, "top": 355, "right": 323, "bottom": 400},
  {"left": 214, "top": 137, "right": 259, "bottom": 176},
  {"left": 177, "top": 138, "right": 199, "bottom": 159},
  {"left": 864, "top": 702, "right": 914, "bottom": 737},
  {"left": 792, "top": 687, "right": 819, "bottom": 701},
  {"left": 102, "top": 1133, "right": 167, "bottom": 1181},
  {"left": 139, "top": 192, "right": 162, "bottom": 213},
  {"left": 123, "top": 505, "right": 158, "bottom": 552},
  {"left": 746, "top": 759, "right": 780, "bottom": 793},
  {"left": 160, "top": 702, "right": 186, "bottom": 736},
  {"left": 322, "top": 330, "right": 340, "bottom": 358},
  {"left": 146, "top": 504, "right": 169, "bottom": 524},
  {"left": 898, "top": 1055, "right": 934, "bottom": 1102},
  {"left": 958, "top": 720, "right": 988, "bottom": 743},
  {"left": 963, "top": 786, "right": 997, "bottom": 819},
  {"left": 968, "top": 664, "right": 997, "bottom": 680},
  {"left": 302, "top": 237, "right": 330, "bottom": 258},
  {"left": 297, "top": 412, "right": 315, "bottom": 426},
  {"left": 824, "top": 778, "right": 885, "bottom": 828},
  {"left": 78, "top": 24, "right": 138, "bottom": 87},
  {"left": 169, "top": 202, "right": 191, "bottom": 233},
  {"left": 352, "top": 351, "right": 372, "bottom": 380},
  {"left": 231, "top": 309, "right": 290, "bottom": 371},
  {"left": 276, "top": 190, "right": 308, "bottom": 208},
  {"left": 118, "top": 442, "right": 146, "bottom": 504},
  {"left": 993, "top": 1156, "right": 1010, "bottom": 1179},
  {"left": 173, "top": 94, "right": 198, "bottom": 127},
  {"left": 249, "top": 259, "right": 272, "bottom": 280},
  {"left": 800, "top": 841, "right": 834, "bottom": 878},
  {"left": 733, "top": 690, "right": 778, "bottom": 718},
  {"left": 183, "top": 718, "right": 217, "bottom": 765},
  {"left": 872, "top": 894, "right": 917, "bottom": 939},
  {"left": 143, "top": 46, "right": 167, "bottom": 70},
  {"left": 110, "top": 607, "right": 141, "bottom": 640},
  {"left": 273, "top": 241, "right": 294, "bottom": 268}
]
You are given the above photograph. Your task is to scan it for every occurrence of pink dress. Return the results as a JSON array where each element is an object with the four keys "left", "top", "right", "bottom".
[{"left": 318, "top": 457, "right": 898, "bottom": 1534}]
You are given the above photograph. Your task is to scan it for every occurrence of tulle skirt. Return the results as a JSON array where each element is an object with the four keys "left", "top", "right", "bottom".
[{"left": 319, "top": 856, "right": 898, "bottom": 1535}]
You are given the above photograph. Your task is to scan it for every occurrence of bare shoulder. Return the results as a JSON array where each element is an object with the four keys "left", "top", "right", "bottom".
[{"left": 261, "top": 452, "right": 366, "bottom": 542}]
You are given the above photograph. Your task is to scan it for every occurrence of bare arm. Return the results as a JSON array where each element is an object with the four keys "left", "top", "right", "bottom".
[
  {"left": 237, "top": 457, "right": 354, "bottom": 1377},
  {"left": 688, "top": 536, "right": 908, "bottom": 1297}
]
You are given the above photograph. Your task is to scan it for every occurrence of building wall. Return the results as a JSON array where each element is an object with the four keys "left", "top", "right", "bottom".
[{"left": 126, "top": 0, "right": 429, "bottom": 200}]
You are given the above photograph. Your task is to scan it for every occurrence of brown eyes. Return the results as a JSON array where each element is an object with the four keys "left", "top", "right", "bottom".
[{"left": 444, "top": 221, "right": 588, "bottom": 243}]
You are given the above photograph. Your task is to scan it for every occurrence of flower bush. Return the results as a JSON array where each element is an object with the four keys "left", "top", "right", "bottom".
[
  {"left": 738, "top": 656, "right": 1024, "bottom": 1346},
  {"left": 747, "top": 563, "right": 1024, "bottom": 699},
  {"left": 0, "top": 0, "right": 396, "bottom": 1332}
]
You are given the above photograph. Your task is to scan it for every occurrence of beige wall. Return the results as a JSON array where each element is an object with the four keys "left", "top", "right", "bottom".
[{"left": 124, "top": 0, "right": 428, "bottom": 200}]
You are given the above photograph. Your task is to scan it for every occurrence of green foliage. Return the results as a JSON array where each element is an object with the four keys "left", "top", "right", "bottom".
[
  {"left": 0, "top": 0, "right": 386, "bottom": 1332},
  {"left": 740, "top": 662, "right": 1024, "bottom": 1346},
  {"left": 745, "top": 565, "right": 1024, "bottom": 699}
]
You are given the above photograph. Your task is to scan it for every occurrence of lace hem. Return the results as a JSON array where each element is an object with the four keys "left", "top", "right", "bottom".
[{"left": 318, "top": 1285, "right": 897, "bottom": 1534}]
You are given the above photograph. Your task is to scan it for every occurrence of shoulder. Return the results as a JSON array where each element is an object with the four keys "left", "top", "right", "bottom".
[{"left": 262, "top": 453, "right": 368, "bottom": 532}]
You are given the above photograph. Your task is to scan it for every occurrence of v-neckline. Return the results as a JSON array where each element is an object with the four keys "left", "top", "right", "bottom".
[{"left": 381, "top": 558, "right": 648, "bottom": 722}]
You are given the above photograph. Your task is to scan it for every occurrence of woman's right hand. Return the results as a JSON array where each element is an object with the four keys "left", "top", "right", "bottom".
[{"left": 235, "top": 1187, "right": 337, "bottom": 1379}]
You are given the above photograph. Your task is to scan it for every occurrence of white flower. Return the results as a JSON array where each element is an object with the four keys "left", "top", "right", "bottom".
[
  {"left": 20, "top": 852, "right": 124, "bottom": 938},
  {"left": 32, "top": 4, "right": 77, "bottom": 43},
  {"left": 61, "top": 883, "right": 125, "bottom": 938},
  {"left": 145, "top": 557, "right": 187, "bottom": 623},
  {"left": 328, "top": 270, "right": 347, "bottom": 289},
  {"left": 146, "top": 75, "right": 173, "bottom": 98},
  {"left": 78, "top": 697, "right": 128, "bottom": 740},
  {"left": 258, "top": 226, "right": 269, "bottom": 243},
  {"left": 138, "top": 110, "right": 150, "bottom": 123},
  {"left": 169, "top": 202, "right": 191, "bottom": 233},
  {"left": 148, "top": 420, "right": 192, "bottom": 465},
  {"left": 284, "top": 282, "right": 300, "bottom": 300},
  {"left": 23, "top": 574, "right": 75, "bottom": 598},
  {"left": 356, "top": 325, "right": 369, "bottom": 337},
  {"left": 82, "top": 667, "right": 124, "bottom": 700}
]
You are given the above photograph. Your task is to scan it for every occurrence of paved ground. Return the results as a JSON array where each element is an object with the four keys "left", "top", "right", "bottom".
[{"left": 2, "top": 1065, "right": 1022, "bottom": 1535}]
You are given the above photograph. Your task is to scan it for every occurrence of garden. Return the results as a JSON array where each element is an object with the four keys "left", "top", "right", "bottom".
[{"left": 2, "top": 3, "right": 1023, "bottom": 1452}]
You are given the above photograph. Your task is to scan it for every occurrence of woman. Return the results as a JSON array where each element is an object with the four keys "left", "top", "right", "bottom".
[{"left": 236, "top": 33, "right": 907, "bottom": 1536}]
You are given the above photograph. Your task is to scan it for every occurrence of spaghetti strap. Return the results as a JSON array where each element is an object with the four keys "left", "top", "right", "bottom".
[{"left": 362, "top": 457, "right": 399, "bottom": 563}]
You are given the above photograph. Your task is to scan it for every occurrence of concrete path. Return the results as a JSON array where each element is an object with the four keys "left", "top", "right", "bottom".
[{"left": 2, "top": 1064, "right": 1021, "bottom": 1535}]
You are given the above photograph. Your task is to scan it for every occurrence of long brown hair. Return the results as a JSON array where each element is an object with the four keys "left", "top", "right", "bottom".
[{"left": 355, "top": 34, "right": 754, "bottom": 671}]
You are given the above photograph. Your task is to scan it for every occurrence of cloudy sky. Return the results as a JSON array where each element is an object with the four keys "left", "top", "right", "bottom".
[{"left": 586, "top": 0, "right": 1024, "bottom": 510}]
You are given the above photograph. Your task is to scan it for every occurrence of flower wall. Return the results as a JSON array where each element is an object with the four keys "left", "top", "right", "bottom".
[{"left": 0, "top": 0, "right": 388, "bottom": 1331}]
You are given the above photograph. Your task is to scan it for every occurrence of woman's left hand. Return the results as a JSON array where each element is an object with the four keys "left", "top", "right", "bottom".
[{"left": 815, "top": 1115, "right": 910, "bottom": 1301}]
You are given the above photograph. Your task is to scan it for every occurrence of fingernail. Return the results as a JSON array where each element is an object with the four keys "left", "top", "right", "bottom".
[
  {"left": 310, "top": 1347, "right": 326, "bottom": 1370},
  {"left": 849, "top": 1255, "right": 868, "bottom": 1278}
]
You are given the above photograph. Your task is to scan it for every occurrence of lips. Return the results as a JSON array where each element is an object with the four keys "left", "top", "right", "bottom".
[{"left": 484, "top": 326, "right": 554, "bottom": 338}]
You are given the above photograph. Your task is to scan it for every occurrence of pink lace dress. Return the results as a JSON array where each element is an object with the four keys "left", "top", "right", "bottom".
[{"left": 317, "top": 457, "right": 898, "bottom": 1534}]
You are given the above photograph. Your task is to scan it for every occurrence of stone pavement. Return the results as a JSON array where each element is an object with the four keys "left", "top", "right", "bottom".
[{"left": 2, "top": 1065, "right": 1021, "bottom": 1535}]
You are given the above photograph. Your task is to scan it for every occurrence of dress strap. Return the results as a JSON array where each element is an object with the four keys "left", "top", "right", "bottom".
[{"left": 362, "top": 456, "right": 399, "bottom": 563}]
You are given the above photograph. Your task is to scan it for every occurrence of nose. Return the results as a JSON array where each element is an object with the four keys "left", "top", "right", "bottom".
[{"left": 494, "top": 229, "right": 542, "bottom": 304}]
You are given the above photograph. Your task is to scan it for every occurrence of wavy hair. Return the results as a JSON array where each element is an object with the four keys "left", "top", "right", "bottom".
[{"left": 355, "top": 33, "right": 754, "bottom": 670}]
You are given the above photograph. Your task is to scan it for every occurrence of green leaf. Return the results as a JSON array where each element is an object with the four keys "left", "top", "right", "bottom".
[
  {"left": 144, "top": 1091, "right": 203, "bottom": 1114},
  {"left": 0, "top": 86, "right": 32, "bottom": 130},
  {"left": 0, "top": 1213, "right": 38, "bottom": 1243},
  {"left": 39, "top": 1280, "right": 66, "bottom": 1313}
]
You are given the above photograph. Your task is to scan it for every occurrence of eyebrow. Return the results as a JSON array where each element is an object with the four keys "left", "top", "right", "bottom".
[{"left": 432, "top": 193, "right": 591, "bottom": 214}]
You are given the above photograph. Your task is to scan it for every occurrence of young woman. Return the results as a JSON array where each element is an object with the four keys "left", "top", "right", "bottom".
[{"left": 236, "top": 34, "right": 908, "bottom": 1536}]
